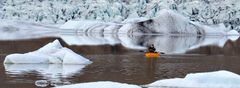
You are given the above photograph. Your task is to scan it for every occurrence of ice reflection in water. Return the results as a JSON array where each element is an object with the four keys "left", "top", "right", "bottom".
[
  {"left": 60, "top": 33, "right": 239, "bottom": 54},
  {"left": 4, "top": 64, "right": 86, "bottom": 86},
  {"left": 5, "top": 64, "right": 85, "bottom": 78}
]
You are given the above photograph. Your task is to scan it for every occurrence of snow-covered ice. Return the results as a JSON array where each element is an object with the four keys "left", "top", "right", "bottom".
[
  {"left": 54, "top": 81, "right": 141, "bottom": 88},
  {"left": 53, "top": 70, "right": 240, "bottom": 88},
  {"left": 147, "top": 70, "right": 240, "bottom": 88},
  {"left": 4, "top": 40, "right": 92, "bottom": 64},
  {"left": 227, "top": 30, "right": 240, "bottom": 35}
]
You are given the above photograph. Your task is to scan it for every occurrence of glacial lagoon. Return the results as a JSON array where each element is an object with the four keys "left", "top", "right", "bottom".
[{"left": 0, "top": 34, "right": 240, "bottom": 88}]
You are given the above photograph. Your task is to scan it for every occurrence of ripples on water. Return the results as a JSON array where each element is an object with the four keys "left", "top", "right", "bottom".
[{"left": 0, "top": 34, "right": 240, "bottom": 88}]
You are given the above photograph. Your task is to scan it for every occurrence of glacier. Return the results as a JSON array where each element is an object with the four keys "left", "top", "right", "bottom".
[
  {"left": 1, "top": 0, "right": 240, "bottom": 32},
  {"left": 54, "top": 70, "right": 240, "bottom": 88},
  {"left": 4, "top": 40, "right": 92, "bottom": 64},
  {"left": 60, "top": 10, "right": 239, "bottom": 35},
  {"left": 0, "top": 10, "right": 239, "bottom": 54}
]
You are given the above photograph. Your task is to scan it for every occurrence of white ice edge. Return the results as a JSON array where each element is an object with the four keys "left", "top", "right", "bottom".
[
  {"left": 4, "top": 39, "right": 92, "bottom": 65},
  {"left": 54, "top": 70, "right": 240, "bottom": 88}
]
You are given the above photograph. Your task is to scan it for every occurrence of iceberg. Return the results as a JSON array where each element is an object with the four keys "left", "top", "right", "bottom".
[
  {"left": 4, "top": 40, "right": 92, "bottom": 64},
  {"left": 54, "top": 81, "right": 141, "bottom": 88}
]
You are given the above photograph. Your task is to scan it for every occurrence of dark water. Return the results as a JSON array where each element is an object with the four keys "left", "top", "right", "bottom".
[{"left": 0, "top": 35, "right": 240, "bottom": 88}]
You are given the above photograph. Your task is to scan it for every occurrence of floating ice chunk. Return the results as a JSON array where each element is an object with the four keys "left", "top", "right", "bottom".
[
  {"left": 35, "top": 40, "right": 63, "bottom": 54},
  {"left": 4, "top": 53, "right": 50, "bottom": 64},
  {"left": 147, "top": 70, "right": 240, "bottom": 88},
  {"left": 4, "top": 39, "right": 92, "bottom": 64},
  {"left": 227, "top": 30, "right": 239, "bottom": 36},
  {"left": 50, "top": 70, "right": 240, "bottom": 88},
  {"left": 146, "top": 78, "right": 196, "bottom": 88},
  {"left": 55, "top": 81, "right": 141, "bottom": 88},
  {"left": 61, "top": 48, "right": 92, "bottom": 65},
  {"left": 185, "top": 70, "right": 240, "bottom": 86}
]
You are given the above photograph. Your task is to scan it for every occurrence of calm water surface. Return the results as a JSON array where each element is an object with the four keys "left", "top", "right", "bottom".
[{"left": 0, "top": 35, "right": 240, "bottom": 88}]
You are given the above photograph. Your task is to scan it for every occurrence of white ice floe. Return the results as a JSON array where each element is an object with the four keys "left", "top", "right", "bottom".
[
  {"left": 4, "top": 40, "right": 92, "bottom": 64},
  {"left": 227, "top": 30, "right": 240, "bottom": 36},
  {"left": 54, "top": 81, "right": 141, "bottom": 88},
  {"left": 54, "top": 70, "right": 240, "bottom": 88},
  {"left": 147, "top": 70, "right": 240, "bottom": 88}
]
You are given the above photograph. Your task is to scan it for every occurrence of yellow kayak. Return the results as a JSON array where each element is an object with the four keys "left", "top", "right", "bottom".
[{"left": 145, "top": 52, "right": 160, "bottom": 58}]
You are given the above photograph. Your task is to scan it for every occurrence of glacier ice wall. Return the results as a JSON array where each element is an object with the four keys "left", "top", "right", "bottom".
[{"left": 1, "top": 0, "right": 240, "bottom": 32}]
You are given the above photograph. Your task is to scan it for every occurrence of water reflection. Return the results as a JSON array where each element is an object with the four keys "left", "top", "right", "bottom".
[
  {"left": 60, "top": 33, "right": 240, "bottom": 54},
  {"left": 146, "top": 58, "right": 158, "bottom": 80},
  {"left": 187, "top": 37, "right": 240, "bottom": 55},
  {"left": 4, "top": 64, "right": 86, "bottom": 85},
  {"left": 1, "top": 35, "right": 240, "bottom": 87}
]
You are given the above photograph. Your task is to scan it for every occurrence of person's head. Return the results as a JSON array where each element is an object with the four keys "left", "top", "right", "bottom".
[{"left": 151, "top": 44, "right": 154, "bottom": 47}]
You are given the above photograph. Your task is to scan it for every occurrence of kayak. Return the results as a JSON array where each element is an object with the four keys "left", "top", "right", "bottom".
[{"left": 145, "top": 52, "right": 160, "bottom": 58}]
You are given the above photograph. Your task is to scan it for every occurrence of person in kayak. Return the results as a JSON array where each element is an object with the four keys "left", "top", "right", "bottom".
[{"left": 148, "top": 44, "right": 156, "bottom": 53}]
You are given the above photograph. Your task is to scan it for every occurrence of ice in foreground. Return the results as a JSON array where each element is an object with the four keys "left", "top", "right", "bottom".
[
  {"left": 4, "top": 40, "right": 92, "bottom": 64},
  {"left": 55, "top": 70, "right": 240, "bottom": 88},
  {"left": 147, "top": 70, "right": 240, "bottom": 88},
  {"left": 55, "top": 81, "right": 141, "bottom": 88}
]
